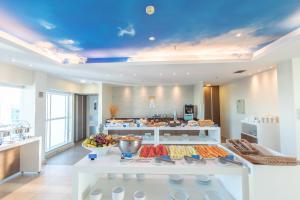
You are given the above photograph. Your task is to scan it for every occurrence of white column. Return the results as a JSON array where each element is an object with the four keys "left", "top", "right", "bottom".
[
  {"left": 33, "top": 71, "right": 47, "bottom": 160},
  {"left": 193, "top": 82, "right": 204, "bottom": 119},
  {"left": 277, "top": 58, "right": 300, "bottom": 158},
  {"left": 98, "top": 82, "right": 104, "bottom": 126}
]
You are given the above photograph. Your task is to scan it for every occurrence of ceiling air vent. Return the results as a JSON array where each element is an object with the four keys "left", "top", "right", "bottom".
[{"left": 234, "top": 70, "right": 247, "bottom": 74}]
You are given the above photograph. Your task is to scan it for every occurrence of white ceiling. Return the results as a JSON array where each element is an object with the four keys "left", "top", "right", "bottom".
[{"left": 1, "top": 28, "right": 300, "bottom": 86}]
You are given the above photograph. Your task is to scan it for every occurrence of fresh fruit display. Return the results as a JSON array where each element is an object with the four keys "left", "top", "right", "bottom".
[
  {"left": 139, "top": 145, "right": 169, "bottom": 158},
  {"left": 194, "top": 145, "right": 229, "bottom": 159},
  {"left": 167, "top": 145, "right": 197, "bottom": 160},
  {"left": 83, "top": 134, "right": 117, "bottom": 148}
]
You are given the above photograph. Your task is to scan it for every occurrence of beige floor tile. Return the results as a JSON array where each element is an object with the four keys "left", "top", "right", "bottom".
[
  {"left": 0, "top": 192, "right": 34, "bottom": 200},
  {"left": 30, "top": 194, "right": 71, "bottom": 200}
]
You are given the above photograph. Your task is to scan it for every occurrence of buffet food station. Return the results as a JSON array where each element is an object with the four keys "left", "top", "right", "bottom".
[
  {"left": 74, "top": 132, "right": 300, "bottom": 200},
  {"left": 104, "top": 119, "right": 220, "bottom": 145}
]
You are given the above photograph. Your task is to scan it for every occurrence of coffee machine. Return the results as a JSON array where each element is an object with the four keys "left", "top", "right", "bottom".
[{"left": 184, "top": 104, "right": 197, "bottom": 121}]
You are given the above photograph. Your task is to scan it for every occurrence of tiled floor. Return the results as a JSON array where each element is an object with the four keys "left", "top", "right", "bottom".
[
  {"left": 46, "top": 141, "right": 89, "bottom": 165},
  {"left": 0, "top": 142, "right": 89, "bottom": 200}
]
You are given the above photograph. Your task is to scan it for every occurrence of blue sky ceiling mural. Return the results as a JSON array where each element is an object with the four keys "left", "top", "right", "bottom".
[{"left": 1, "top": 0, "right": 300, "bottom": 64}]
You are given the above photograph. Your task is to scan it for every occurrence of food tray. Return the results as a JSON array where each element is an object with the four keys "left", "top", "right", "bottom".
[
  {"left": 242, "top": 155, "right": 300, "bottom": 166},
  {"left": 226, "top": 139, "right": 259, "bottom": 155}
]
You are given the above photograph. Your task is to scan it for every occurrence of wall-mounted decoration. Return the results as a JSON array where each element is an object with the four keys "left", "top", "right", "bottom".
[
  {"left": 38, "top": 92, "right": 44, "bottom": 98},
  {"left": 149, "top": 96, "right": 156, "bottom": 109},
  {"left": 237, "top": 99, "right": 245, "bottom": 114}
]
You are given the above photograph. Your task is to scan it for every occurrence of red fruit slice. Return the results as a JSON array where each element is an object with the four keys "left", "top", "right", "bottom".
[
  {"left": 148, "top": 146, "right": 156, "bottom": 157},
  {"left": 155, "top": 146, "right": 162, "bottom": 156}
]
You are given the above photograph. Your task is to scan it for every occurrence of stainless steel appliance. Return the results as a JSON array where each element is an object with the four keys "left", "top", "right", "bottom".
[{"left": 184, "top": 104, "right": 196, "bottom": 121}]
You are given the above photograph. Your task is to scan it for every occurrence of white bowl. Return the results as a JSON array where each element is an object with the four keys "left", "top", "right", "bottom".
[
  {"left": 112, "top": 186, "right": 125, "bottom": 200},
  {"left": 134, "top": 191, "right": 146, "bottom": 200},
  {"left": 136, "top": 173, "right": 146, "bottom": 181},
  {"left": 89, "top": 189, "right": 103, "bottom": 200},
  {"left": 123, "top": 173, "right": 134, "bottom": 180},
  {"left": 196, "top": 175, "right": 211, "bottom": 184},
  {"left": 107, "top": 173, "right": 117, "bottom": 179},
  {"left": 82, "top": 144, "right": 117, "bottom": 156},
  {"left": 169, "top": 174, "right": 184, "bottom": 184},
  {"left": 170, "top": 191, "right": 189, "bottom": 200}
]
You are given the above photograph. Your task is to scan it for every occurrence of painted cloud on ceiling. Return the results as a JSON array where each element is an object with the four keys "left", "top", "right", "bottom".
[{"left": 0, "top": 0, "right": 300, "bottom": 64}]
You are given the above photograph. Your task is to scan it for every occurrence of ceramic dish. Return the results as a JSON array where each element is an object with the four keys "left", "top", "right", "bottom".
[
  {"left": 112, "top": 186, "right": 125, "bottom": 200},
  {"left": 169, "top": 174, "right": 184, "bottom": 184},
  {"left": 196, "top": 175, "right": 211, "bottom": 185},
  {"left": 133, "top": 191, "right": 146, "bottom": 200},
  {"left": 169, "top": 190, "right": 189, "bottom": 200},
  {"left": 89, "top": 189, "right": 103, "bottom": 200}
]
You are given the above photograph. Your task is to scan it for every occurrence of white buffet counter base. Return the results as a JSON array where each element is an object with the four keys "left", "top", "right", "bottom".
[
  {"left": 73, "top": 145, "right": 300, "bottom": 200},
  {"left": 73, "top": 147, "right": 248, "bottom": 200}
]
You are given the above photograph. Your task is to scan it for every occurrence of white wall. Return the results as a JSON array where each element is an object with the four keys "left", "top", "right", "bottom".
[
  {"left": 220, "top": 69, "right": 279, "bottom": 139},
  {"left": 193, "top": 82, "right": 204, "bottom": 119},
  {"left": 277, "top": 59, "right": 300, "bottom": 158},
  {"left": 47, "top": 75, "right": 82, "bottom": 93},
  {"left": 111, "top": 85, "right": 195, "bottom": 118},
  {"left": 0, "top": 63, "right": 33, "bottom": 86},
  {"left": 102, "top": 84, "right": 112, "bottom": 123}
]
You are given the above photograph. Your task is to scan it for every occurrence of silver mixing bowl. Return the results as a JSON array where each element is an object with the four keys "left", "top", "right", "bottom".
[{"left": 118, "top": 138, "right": 142, "bottom": 154}]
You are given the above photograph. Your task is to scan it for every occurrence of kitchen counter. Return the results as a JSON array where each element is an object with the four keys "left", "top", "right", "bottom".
[{"left": 0, "top": 137, "right": 40, "bottom": 152}]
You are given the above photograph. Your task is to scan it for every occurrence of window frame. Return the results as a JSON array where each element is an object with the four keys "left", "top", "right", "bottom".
[{"left": 45, "top": 91, "right": 73, "bottom": 152}]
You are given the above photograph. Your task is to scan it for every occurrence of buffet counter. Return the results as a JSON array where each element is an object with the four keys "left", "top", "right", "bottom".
[
  {"left": 0, "top": 137, "right": 41, "bottom": 181},
  {"left": 74, "top": 141, "right": 300, "bottom": 200},
  {"left": 104, "top": 126, "right": 221, "bottom": 145},
  {"left": 73, "top": 146, "right": 249, "bottom": 200}
]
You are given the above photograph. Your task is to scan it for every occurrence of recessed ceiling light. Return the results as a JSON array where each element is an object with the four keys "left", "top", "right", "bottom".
[
  {"left": 235, "top": 33, "right": 242, "bottom": 37},
  {"left": 146, "top": 5, "right": 155, "bottom": 15},
  {"left": 159, "top": 72, "right": 163, "bottom": 76},
  {"left": 11, "top": 58, "right": 16, "bottom": 62},
  {"left": 133, "top": 73, "right": 137, "bottom": 76},
  {"left": 186, "top": 72, "right": 190, "bottom": 76},
  {"left": 172, "top": 72, "right": 176, "bottom": 76},
  {"left": 80, "top": 80, "right": 86, "bottom": 83},
  {"left": 28, "top": 64, "right": 33, "bottom": 67},
  {"left": 234, "top": 70, "right": 247, "bottom": 74},
  {"left": 149, "top": 36, "right": 156, "bottom": 41}
]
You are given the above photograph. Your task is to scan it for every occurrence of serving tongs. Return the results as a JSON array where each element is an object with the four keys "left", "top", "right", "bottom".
[
  {"left": 184, "top": 155, "right": 206, "bottom": 164},
  {"left": 218, "top": 157, "right": 243, "bottom": 166},
  {"left": 155, "top": 156, "right": 175, "bottom": 164}
]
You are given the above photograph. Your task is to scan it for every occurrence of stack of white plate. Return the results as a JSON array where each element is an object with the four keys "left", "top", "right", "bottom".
[
  {"left": 196, "top": 175, "right": 211, "bottom": 185},
  {"left": 169, "top": 174, "right": 184, "bottom": 184},
  {"left": 89, "top": 189, "right": 103, "bottom": 200}
]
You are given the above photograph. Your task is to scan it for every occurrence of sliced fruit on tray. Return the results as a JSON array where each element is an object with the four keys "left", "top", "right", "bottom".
[
  {"left": 139, "top": 145, "right": 169, "bottom": 158},
  {"left": 167, "top": 145, "right": 197, "bottom": 160},
  {"left": 194, "top": 145, "right": 229, "bottom": 159}
]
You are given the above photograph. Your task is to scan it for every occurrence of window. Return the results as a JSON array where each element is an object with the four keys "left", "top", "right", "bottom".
[
  {"left": 0, "top": 86, "right": 22, "bottom": 124},
  {"left": 45, "top": 91, "right": 72, "bottom": 152}
]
